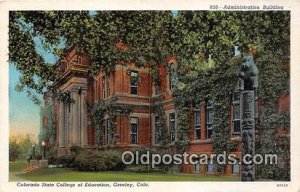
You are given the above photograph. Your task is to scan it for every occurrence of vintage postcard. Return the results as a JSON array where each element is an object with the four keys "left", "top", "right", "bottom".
[{"left": 0, "top": 0, "right": 299, "bottom": 192}]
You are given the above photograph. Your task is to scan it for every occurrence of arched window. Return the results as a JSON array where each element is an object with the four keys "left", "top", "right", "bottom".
[{"left": 168, "top": 64, "right": 176, "bottom": 91}]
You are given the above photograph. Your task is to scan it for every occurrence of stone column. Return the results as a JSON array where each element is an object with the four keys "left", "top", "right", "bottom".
[
  {"left": 77, "top": 92, "right": 81, "bottom": 145},
  {"left": 68, "top": 92, "right": 73, "bottom": 146},
  {"left": 58, "top": 100, "right": 65, "bottom": 147},
  {"left": 72, "top": 91, "right": 79, "bottom": 146},
  {"left": 80, "top": 90, "right": 88, "bottom": 147},
  {"left": 64, "top": 102, "right": 68, "bottom": 147}
]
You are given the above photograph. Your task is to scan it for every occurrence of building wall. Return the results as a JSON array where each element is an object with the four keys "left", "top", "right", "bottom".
[{"left": 51, "top": 48, "right": 289, "bottom": 176}]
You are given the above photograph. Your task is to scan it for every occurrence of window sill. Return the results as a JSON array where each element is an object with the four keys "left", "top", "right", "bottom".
[
  {"left": 190, "top": 139, "right": 212, "bottom": 144},
  {"left": 168, "top": 142, "right": 176, "bottom": 147},
  {"left": 152, "top": 144, "right": 161, "bottom": 147},
  {"left": 128, "top": 144, "right": 140, "bottom": 147},
  {"left": 230, "top": 136, "right": 241, "bottom": 141}
]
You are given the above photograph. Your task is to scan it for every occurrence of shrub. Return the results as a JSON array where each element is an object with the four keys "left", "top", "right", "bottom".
[
  {"left": 47, "top": 148, "right": 58, "bottom": 165},
  {"left": 69, "top": 145, "right": 83, "bottom": 155},
  {"left": 25, "top": 153, "right": 42, "bottom": 162},
  {"left": 126, "top": 148, "right": 167, "bottom": 173},
  {"left": 57, "top": 155, "right": 76, "bottom": 168},
  {"left": 125, "top": 165, "right": 150, "bottom": 173},
  {"left": 74, "top": 150, "right": 124, "bottom": 171}
]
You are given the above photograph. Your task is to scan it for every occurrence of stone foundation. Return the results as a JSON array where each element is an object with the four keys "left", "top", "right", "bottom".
[
  {"left": 57, "top": 147, "right": 69, "bottom": 156},
  {"left": 39, "top": 160, "right": 49, "bottom": 168},
  {"left": 29, "top": 160, "right": 39, "bottom": 168}
]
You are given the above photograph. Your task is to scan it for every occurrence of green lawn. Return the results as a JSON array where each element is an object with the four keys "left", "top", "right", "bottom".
[
  {"left": 10, "top": 162, "right": 239, "bottom": 182},
  {"left": 9, "top": 161, "right": 28, "bottom": 172}
]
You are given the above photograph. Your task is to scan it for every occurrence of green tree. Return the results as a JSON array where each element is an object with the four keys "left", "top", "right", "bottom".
[{"left": 9, "top": 137, "right": 21, "bottom": 161}]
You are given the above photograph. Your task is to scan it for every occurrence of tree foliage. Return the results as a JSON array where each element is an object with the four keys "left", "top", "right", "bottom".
[{"left": 9, "top": 134, "right": 36, "bottom": 161}]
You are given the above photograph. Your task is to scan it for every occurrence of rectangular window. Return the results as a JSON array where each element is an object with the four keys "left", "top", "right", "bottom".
[
  {"left": 77, "top": 56, "right": 82, "bottom": 64},
  {"left": 194, "top": 161, "right": 200, "bottom": 174},
  {"left": 94, "top": 81, "right": 98, "bottom": 101},
  {"left": 155, "top": 116, "right": 161, "bottom": 144},
  {"left": 102, "top": 120, "right": 106, "bottom": 145},
  {"left": 232, "top": 92, "right": 241, "bottom": 136},
  {"left": 194, "top": 106, "right": 201, "bottom": 140},
  {"left": 207, "top": 158, "right": 215, "bottom": 173},
  {"left": 106, "top": 75, "right": 110, "bottom": 97},
  {"left": 168, "top": 66, "right": 175, "bottom": 90},
  {"left": 130, "top": 71, "right": 138, "bottom": 95},
  {"left": 232, "top": 162, "right": 240, "bottom": 174},
  {"left": 169, "top": 113, "right": 176, "bottom": 143},
  {"left": 107, "top": 118, "right": 113, "bottom": 144},
  {"left": 206, "top": 100, "right": 213, "bottom": 139},
  {"left": 102, "top": 74, "right": 110, "bottom": 98},
  {"left": 102, "top": 75, "right": 106, "bottom": 98},
  {"left": 130, "top": 117, "right": 138, "bottom": 144}
]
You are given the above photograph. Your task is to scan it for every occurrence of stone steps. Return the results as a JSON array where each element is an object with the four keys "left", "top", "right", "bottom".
[{"left": 23, "top": 166, "right": 39, "bottom": 173}]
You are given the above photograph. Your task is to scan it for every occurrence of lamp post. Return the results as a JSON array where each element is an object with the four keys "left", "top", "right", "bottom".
[
  {"left": 32, "top": 144, "right": 36, "bottom": 160},
  {"left": 41, "top": 141, "right": 46, "bottom": 160}
]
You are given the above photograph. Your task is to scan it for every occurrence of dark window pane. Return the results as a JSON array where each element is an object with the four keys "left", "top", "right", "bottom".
[
  {"left": 233, "top": 120, "right": 240, "bottom": 133},
  {"left": 131, "top": 117, "right": 138, "bottom": 144},
  {"left": 131, "top": 134, "right": 137, "bottom": 144},
  {"left": 195, "top": 128, "right": 201, "bottom": 140},
  {"left": 168, "top": 66, "right": 175, "bottom": 90},
  {"left": 206, "top": 100, "right": 213, "bottom": 139},
  {"left": 102, "top": 76, "right": 106, "bottom": 98},
  {"left": 171, "top": 133, "right": 175, "bottom": 142},
  {"left": 132, "top": 125, "right": 137, "bottom": 133},
  {"left": 194, "top": 111, "right": 200, "bottom": 125},
  {"left": 130, "top": 71, "right": 138, "bottom": 94},
  {"left": 131, "top": 86, "right": 137, "bottom": 95},
  {"left": 155, "top": 116, "right": 160, "bottom": 144},
  {"left": 106, "top": 75, "right": 110, "bottom": 96},
  {"left": 233, "top": 105, "right": 240, "bottom": 119},
  {"left": 130, "top": 71, "right": 138, "bottom": 85},
  {"left": 232, "top": 163, "right": 240, "bottom": 174},
  {"left": 169, "top": 113, "right": 176, "bottom": 142},
  {"left": 207, "top": 160, "right": 214, "bottom": 173},
  {"left": 170, "top": 113, "right": 175, "bottom": 120},
  {"left": 232, "top": 93, "right": 241, "bottom": 136},
  {"left": 233, "top": 92, "right": 240, "bottom": 101},
  {"left": 207, "top": 125, "right": 213, "bottom": 139}
]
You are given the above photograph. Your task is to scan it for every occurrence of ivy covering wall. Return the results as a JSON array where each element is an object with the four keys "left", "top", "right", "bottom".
[{"left": 39, "top": 99, "right": 56, "bottom": 146}]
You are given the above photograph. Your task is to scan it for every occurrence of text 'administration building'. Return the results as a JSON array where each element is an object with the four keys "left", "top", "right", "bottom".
[{"left": 41, "top": 46, "right": 290, "bottom": 176}]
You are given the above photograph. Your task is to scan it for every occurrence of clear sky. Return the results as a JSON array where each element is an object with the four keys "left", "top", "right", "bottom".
[{"left": 9, "top": 36, "right": 61, "bottom": 140}]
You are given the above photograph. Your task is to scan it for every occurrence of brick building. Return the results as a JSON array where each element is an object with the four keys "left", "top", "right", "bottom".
[{"left": 40, "top": 46, "right": 290, "bottom": 176}]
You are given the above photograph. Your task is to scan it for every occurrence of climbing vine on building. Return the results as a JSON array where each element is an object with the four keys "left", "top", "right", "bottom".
[
  {"left": 151, "top": 98, "right": 169, "bottom": 148},
  {"left": 91, "top": 96, "right": 132, "bottom": 149},
  {"left": 39, "top": 100, "right": 56, "bottom": 146}
]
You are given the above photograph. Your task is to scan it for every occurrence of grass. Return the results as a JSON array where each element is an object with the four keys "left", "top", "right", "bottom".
[
  {"left": 10, "top": 162, "right": 239, "bottom": 182},
  {"left": 9, "top": 161, "right": 28, "bottom": 172}
]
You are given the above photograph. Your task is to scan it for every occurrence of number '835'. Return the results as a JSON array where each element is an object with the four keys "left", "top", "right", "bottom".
[{"left": 210, "top": 5, "right": 218, "bottom": 9}]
